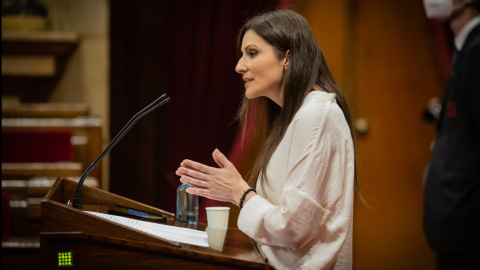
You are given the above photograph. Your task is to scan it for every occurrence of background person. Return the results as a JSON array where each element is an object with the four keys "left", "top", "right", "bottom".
[{"left": 422, "top": 0, "right": 480, "bottom": 268}]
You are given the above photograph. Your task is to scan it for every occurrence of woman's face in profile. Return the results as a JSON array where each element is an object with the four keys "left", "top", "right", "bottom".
[{"left": 235, "top": 30, "right": 288, "bottom": 106}]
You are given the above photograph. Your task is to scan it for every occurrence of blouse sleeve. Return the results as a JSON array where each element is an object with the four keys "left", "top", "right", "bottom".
[{"left": 237, "top": 100, "right": 354, "bottom": 250}]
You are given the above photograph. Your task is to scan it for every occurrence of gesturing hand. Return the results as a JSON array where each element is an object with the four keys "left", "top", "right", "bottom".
[{"left": 175, "top": 149, "right": 250, "bottom": 206}]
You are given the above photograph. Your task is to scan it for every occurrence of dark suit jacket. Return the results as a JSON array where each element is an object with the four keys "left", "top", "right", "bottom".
[{"left": 424, "top": 23, "right": 480, "bottom": 253}]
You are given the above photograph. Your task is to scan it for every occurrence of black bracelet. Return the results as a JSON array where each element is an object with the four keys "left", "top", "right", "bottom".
[{"left": 239, "top": 188, "right": 256, "bottom": 209}]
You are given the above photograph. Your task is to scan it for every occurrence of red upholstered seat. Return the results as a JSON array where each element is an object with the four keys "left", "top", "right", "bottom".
[{"left": 2, "top": 130, "right": 73, "bottom": 163}]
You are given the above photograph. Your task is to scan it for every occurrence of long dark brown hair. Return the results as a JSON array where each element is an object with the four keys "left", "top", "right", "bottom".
[{"left": 236, "top": 10, "right": 362, "bottom": 200}]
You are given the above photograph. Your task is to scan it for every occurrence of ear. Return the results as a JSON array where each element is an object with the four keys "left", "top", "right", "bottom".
[{"left": 283, "top": 50, "right": 290, "bottom": 69}]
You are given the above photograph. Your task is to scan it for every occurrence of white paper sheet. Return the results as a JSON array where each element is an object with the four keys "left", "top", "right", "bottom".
[{"left": 85, "top": 211, "right": 209, "bottom": 247}]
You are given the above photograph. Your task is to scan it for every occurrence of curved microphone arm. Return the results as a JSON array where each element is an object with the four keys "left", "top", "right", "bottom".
[{"left": 72, "top": 94, "right": 171, "bottom": 209}]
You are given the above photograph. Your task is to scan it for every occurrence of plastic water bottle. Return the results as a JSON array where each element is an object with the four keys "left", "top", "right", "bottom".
[{"left": 176, "top": 183, "right": 198, "bottom": 225}]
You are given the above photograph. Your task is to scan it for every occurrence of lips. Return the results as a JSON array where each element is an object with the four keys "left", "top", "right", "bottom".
[{"left": 243, "top": 78, "right": 253, "bottom": 87}]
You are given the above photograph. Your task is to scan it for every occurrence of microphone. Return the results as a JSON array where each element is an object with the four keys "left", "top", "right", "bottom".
[{"left": 72, "top": 94, "right": 171, "bottom": 209}]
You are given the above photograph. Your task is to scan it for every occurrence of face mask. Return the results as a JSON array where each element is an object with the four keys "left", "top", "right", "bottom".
[
  {"left": 423, "top": 0, "right": 468, "bottom": 20},
  {"left": 423, "top": 0, "right": 454, "bottom": 19}
]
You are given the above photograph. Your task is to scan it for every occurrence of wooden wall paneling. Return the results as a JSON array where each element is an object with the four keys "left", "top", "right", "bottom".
[{"left": 351, "top": 0, "right": 441, "bottom": 268}]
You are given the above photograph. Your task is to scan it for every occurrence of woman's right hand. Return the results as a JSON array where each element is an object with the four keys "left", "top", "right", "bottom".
[{"left": 175, "top": 149, "right": 252, "bottom": 206}]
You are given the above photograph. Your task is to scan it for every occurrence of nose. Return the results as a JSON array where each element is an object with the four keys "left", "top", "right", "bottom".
[{"left": 235, "top": 58, "right": 246, "bottom": 74}]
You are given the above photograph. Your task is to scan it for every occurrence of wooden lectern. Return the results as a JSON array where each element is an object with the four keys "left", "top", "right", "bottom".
[{"left": 41, "top": 177, "right": 269, "bottom": 269}]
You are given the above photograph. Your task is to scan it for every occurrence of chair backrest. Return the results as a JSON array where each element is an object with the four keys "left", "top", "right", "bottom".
[{"left": 2, "top": 130, "right": 73, "bottom": 163}]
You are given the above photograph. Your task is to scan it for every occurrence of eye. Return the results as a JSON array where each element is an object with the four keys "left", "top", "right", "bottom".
[{"left": 248, "top": 50, "right": 258, "bottom": 57}]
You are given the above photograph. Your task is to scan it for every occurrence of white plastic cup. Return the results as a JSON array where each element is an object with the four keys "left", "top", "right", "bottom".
[
  {"left": 205, "top": 226, "right": 228, "bottom": 251},
  {"left": 205, "top": 207, "right": 230, "bottom": 230}
]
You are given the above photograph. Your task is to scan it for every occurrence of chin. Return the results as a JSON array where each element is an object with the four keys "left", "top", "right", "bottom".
[
  {"left": 244, "top": 91, "right": 255, "bottom": 100},
  {"left": 245, "top": 89, "right": 261, "bottom": 100}
]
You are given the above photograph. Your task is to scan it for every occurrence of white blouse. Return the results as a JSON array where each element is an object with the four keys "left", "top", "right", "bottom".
[{"left": 238, "top": 91, "right": 355, "bottom": 270}]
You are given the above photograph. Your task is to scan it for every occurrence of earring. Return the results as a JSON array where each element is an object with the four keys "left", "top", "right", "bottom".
[{"left": 284, "top": 67, "right": 287, "bottom": 72}]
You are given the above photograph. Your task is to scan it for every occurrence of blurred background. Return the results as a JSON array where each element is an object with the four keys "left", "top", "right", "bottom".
[{"left": 2, "top": 0, "right": 451, "bottom": 269}]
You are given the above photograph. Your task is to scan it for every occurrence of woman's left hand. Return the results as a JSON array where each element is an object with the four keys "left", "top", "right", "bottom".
[{"left": 175, "top": 149, "right": 250, "bottom": 206}]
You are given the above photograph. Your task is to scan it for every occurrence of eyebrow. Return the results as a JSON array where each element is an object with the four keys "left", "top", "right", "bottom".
[{"left": 243, "top": 44, "right": 257, "bottom": 52}]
